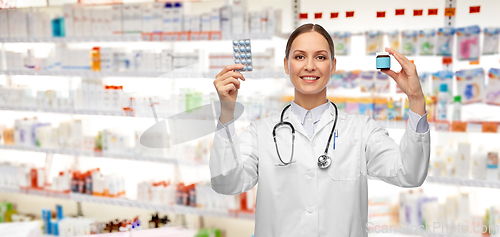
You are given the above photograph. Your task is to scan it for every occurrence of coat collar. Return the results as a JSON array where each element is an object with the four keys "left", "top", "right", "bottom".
[
  {"left": 290, "top": 99, "right": 330, "bottom": 125},
  {"left": 273, "top": 102, "right": 347, "bottom": 140}
]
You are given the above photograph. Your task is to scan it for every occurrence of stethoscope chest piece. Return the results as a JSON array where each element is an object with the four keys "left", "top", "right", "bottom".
[{"left": 317, "top": 155, "right": 332, "bottom": 169}]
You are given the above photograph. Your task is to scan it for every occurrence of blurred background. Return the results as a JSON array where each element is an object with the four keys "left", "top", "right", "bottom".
[{"left": 0, "top": 0, "right": 500, "bottom": 236}]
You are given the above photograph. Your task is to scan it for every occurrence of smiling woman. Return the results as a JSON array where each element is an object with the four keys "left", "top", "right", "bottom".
[
  {"left": 283, "top": 24, "right": 336, "bottom": 110},
  {"left": 211, "top": 23, "right": 431, "bottom": 237}
]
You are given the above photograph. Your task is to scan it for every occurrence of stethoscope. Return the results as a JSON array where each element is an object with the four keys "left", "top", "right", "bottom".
[{"left": 272, "top": 102, "right": 339, "bottom": 169}]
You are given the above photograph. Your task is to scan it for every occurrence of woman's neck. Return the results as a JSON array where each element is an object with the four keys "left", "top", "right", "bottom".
[{"left": 293, "top": 88, "right": 328, "bottom": 110}]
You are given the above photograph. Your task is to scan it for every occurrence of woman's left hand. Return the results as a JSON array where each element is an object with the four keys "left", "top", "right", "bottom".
[
  {"left": 380, "top": 47, "right": 424, "bottom": 99},
  {"left": 380, "top": 47, "right": 426, "bottom": 115}
]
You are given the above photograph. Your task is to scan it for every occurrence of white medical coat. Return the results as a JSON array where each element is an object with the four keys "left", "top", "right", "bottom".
[{"left": 209, "top": 103, "right": 431, "bottom": 237}]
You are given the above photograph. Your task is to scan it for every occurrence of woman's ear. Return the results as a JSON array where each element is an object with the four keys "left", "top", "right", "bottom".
[
  {"left": 284, "top": 57, "right": 289, "bottom": 75},
  {"left": 330, "top": 58, "right": 337, "bottom": 75}
]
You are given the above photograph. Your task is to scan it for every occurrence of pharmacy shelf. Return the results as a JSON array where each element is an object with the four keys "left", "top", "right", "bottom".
[
  {"left": 41, "top": 227, "right": 198, "bottom": 237},
  {"left": 0, "top": 105, "right": 136, "bottom": 117},
  {"left": 425, "top": 176, "right": 500, "bottom": 189},
  {"left": 396, "top": 228, "right": 479, "bottom": 237},
  {"left": 0, "top": 70, "right": 180, "bottom": 78},
  {"left": 0, "top": 35, "right": 143, "bottom": 43},
  {"left": 70, "top": 193, "right": 252, "bottom": 219},
  {"left": 0, "top": 187, "right": 255, "bottom": 220},
  {"left": 369, "top": 175, "right": 500, "bottom": 189},
  {"left": 0, "top": 186, "right": 22, "bottom": 194},
  {"left": 0, "top": 70, "right": 286, "bottom": 79},
  {"left": 0, "top": 33, "right": 278, "bottom": 43},
  {"left": 0, "top": 144, "right": 206, "bottom": 166}
]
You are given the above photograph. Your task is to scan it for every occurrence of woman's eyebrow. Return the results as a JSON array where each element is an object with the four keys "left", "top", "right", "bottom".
[{"left": 292, "top": 49, "right": 328, "bottom": 54}]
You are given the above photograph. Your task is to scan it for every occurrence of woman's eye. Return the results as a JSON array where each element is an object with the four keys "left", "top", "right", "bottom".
[
  {"left": 317, "top": 55, "right": 326, "bottom": 60},
  {"left": 295, "top": 55, "right": 304, "bottom": 60}
]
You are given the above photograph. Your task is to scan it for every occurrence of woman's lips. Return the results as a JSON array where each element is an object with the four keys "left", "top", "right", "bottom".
[{"left": 300, "top": 76, "right": 320, "bottom": 83}]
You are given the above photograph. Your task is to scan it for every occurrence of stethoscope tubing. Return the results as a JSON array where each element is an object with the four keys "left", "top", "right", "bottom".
[{"left": 273, "top": 102, "right": 339, "bottom": 167}]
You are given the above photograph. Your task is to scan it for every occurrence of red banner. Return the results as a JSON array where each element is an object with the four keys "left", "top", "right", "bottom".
[
  {"left": 413, "top": 9, "right": 423, "bottom": 16},
  {"left": 314, "top": 13, "right": 323, "bottom": 19},
  {"left": 346, "top": 11, "right": 355, "bottom": 18},
  {"left": 376, "top": 11, "right": 386, "bottom": 18},
  {"left": 299, "top": 13, "right": 308, "bottom": 19},
  {"left": 395, "top": 9, "right": 405, "bottom": 15},
  {"left": 330, "top": 12, "right": 339, "bottom": 18},
  {"left": 470, "top": 6, "right": 480, "bottom": 13},
  {"left": 428, "top": 9, "right": 438, "bottom": 15}
]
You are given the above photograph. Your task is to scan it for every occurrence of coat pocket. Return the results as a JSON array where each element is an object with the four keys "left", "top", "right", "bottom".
[{"left": 327, "top": 139, "right": 361, "bottom": 181}]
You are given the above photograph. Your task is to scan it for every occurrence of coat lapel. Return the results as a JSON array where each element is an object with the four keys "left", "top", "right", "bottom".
[
  {"left": 313, "top": 103, "right": 347, "bottom": 139},
  {"left": 281, "top": 106, "right": 309, "bottom": 139}
]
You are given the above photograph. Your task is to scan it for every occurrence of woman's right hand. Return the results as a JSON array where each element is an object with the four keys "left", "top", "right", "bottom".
[{"left": 213, "top": 64, "right": 246, "bottom": 111}]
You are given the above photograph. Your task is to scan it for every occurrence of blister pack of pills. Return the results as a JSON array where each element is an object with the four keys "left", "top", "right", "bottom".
[{"left": 233, "top": 39, "right": 253, "bottom": 71}]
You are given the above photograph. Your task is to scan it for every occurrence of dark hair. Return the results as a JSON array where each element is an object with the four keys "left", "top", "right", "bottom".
[{"left": 285, "top": 23, "right": 335, "bottom": 60}]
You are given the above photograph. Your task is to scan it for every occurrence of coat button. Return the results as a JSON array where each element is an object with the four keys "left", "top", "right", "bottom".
[
  {"left": 307, "top": 206, "right": 314, "bottom": 213},
  {"left": 308, "top": 171, "right": 315, "bottom": 178}
]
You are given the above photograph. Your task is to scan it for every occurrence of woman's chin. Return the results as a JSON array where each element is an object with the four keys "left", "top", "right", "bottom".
[{"left": 296, "top": 87, "right": 324, "bottom": 95}]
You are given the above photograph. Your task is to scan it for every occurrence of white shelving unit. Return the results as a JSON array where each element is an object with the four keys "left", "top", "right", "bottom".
[
  {"left": 369, "top": 175, "right": 500, "bottom": 189},
  {"left": 0, "top": 145, "right": 203, "bottom": 166},
  {"left": 2, "top": 1, "right": 500, "bottom": 236},
  {"left": 425, "top": 176, "right": 500, "bottom": 189},
  {"left": 4, "top": 174, "right": 500, "bottom": 223},
  {"left": 0, "top": 33, "right": 277, "bottom": 43},
  {"left": 0, "top": 186, "right": 255, "bottom": 220},
  {"left": 0, "top": 70, "right": 287, "bottom": 79},
  {"left": 0, "top": 35, "right": 143, "bottom": 43},
  {"left": 0, "top": 70, "right": 167, "bottom": 78},
  {"left": 0, "top": 106, "right": 136, "bottom": 117}
]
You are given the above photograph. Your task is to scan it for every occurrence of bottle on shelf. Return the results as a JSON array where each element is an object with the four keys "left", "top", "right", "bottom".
[
  {"left": 471, "top": 145, "right": 487, "bottom": 180},
  {"left": 91, "top": 47, "right": 101, "bottom": 72},
  {"left": 452, "top": 95, "right": 462, "bottom": 121},
  {"left": 443, "top": 140, "right": 457, "bottom": 177},
  {"left": 486, "top": 150, "right": 499, "bottom": 181},
  {"left": 436, "top": 84, "right": 449, "bottom": 121}
]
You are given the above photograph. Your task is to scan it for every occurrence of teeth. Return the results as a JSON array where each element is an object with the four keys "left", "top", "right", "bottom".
[{"left": 302, "top": 77, "right": 318, "bottom": 80}]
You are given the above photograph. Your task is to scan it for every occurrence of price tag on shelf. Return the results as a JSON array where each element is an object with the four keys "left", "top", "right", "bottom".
[
  {"left": 151, "top": 33, "right": 162, "bottom": 42},
  {"left": 445, "top": 8, "right": 456, "bottom": 16},
  {"left": 200, "top": 32, "right": 210, "bottom": 41},
  {"left": 451, "top": 121, "right": 467, "bottom": 132},
  {"left": 189, "top": 32, "right": 200, "bottom": 41},
  {"left": 469, "top": 59, "right": 480, "bottom": 65},
  {"left": 48, "top": 191, "right": 56, "bottom": 198},
  {"left": 482, "top": 122, "right": 499, "bottom": 133},
  {"left": 210, "top": 32, "right": 221, "bottom": 41},
  {"left": 20, "top": 187, "right": 29, "bottom": 194},
  {"left": 141, "top": 33, "right": 152, "bottom": 41},
  {"left": 170, "top": 33, "right": 180, "bottom": 41},
  {"left": 179, "top": 32, "right": 189, "bottom": 41},
  {"left": 442, "top": 56, "right": 452, "bottom": 65},
  {"left": 435, "top": 121, "right": 450, "bottom": 131}
]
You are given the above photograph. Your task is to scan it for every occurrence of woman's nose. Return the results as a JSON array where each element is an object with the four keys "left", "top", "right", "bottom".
[{"left": 304, "top": 59, "right": 315, "bottom": 71}]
